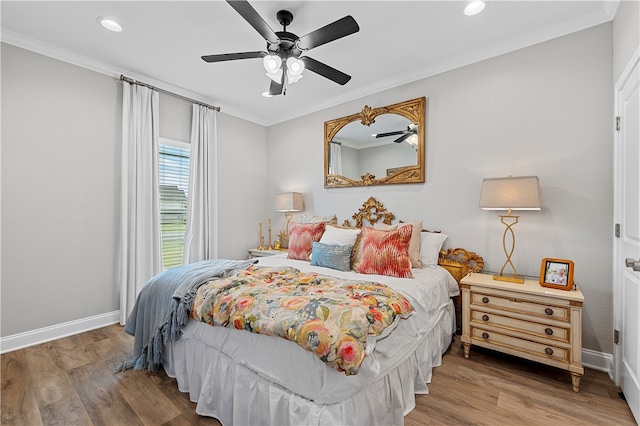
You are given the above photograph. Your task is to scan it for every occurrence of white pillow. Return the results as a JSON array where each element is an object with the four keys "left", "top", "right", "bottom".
[
  {"left": 420, "top": 232, "right": 448, "bottom": 268},
  {"left": 320, "top": 224, "right": 361, "bottom": 246},
  {"left": 301, "top": 214, "right": 337, "bottom": 224},
  {"left": 372, "top": 223, "right": 397, "bottom": 230},
  {"left": 405, "top": 221, "right": 423, "bottom": 268}
]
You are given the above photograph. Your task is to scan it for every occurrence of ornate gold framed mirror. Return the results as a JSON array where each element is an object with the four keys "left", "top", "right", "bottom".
[{"left": 324, "top": 97, "right": 426, "bottom": 188}]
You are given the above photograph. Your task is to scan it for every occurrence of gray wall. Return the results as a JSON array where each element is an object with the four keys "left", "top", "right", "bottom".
[
  {"left": 2, "top": 43, "right": 122, "bottom": 336},
  {"left": 159, "top": 93, "right": 192, "bottom": 142},
  {"left": 266, "top": 24, "right": 614, "bottom": 354},
  {"left": 1, "top": 43, "right": 267, "bottom": 337}
]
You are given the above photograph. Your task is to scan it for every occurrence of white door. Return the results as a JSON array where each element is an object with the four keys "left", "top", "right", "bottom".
[{"left": 614, "top": 49, "right": 640, "bottom": 424}]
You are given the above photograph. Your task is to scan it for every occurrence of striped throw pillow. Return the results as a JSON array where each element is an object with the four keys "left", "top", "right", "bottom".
[
  {"left": 353, "top": 225, "right": 413, "bottom": 278},
  {"left": 287, "top": 222, "right": 326, "bottom": 261}
]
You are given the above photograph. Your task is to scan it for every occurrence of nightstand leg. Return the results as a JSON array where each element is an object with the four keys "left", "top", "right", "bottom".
[
  {"left": 463, "top": 342, "right": 470, "bottom": 359},
  {"left": 571, "top": 372, "right": 582, "bottom": 392}
]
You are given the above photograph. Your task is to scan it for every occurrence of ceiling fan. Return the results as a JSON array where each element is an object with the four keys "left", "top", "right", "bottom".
[
  {"left": 373, "top": 124, "right": 419, "bottom": 144},
  {"left": 201, "top": 0, "right": 359, "bottom": 96}
]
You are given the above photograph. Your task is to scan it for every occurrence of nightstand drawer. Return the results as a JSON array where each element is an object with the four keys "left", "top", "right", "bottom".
[
  {"left": 470, "top": 327, "right": 569, "bottom": 363},
  {"left": 470, "top": 310, "right": 569, "bottom": 343},
  {"left": 471, "top": 291, "right": 570, "bottom": 322}
]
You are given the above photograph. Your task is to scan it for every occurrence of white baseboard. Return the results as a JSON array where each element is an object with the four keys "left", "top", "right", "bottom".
[
  {"left": 582, "top": 348, "right": 614, "bottom": 379},
  {"left": 0, "top": 311, "right": 120, "bottom": 354}
]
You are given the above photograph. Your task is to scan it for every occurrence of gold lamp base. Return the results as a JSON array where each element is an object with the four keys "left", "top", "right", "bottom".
[
  {"left": 493, "top": 273, "right": 525, "bottom": 284},
  {"left": 495, "top": 212, "right": 525, "bottom": 284}
]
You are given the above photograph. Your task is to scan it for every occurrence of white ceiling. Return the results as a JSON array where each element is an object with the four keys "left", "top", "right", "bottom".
[{"left": 1, "top": 1, "right": 617, "bottom": 126}]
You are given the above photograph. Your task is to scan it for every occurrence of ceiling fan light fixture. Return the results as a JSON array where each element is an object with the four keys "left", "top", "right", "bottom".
[
  {"left": 464, "top": 1, "right": 486, "bottom": 16},
  {"left": 288, "top": 73, "right": 304, "bottom": 84},
  {"left": 202, "top": 3, "right": 359, "bottom": 94},
  {"left": 266, "top": 69, "right": 283, "bottom": 83},
  {"left": 286, "top": 57, "right": 305, "bottom": 76},
  {"left": 263, "top": 54, "right": 282, "bottom": 74},
  {"left": 406, "top": 134, "right": 419, "bottom": 147}
]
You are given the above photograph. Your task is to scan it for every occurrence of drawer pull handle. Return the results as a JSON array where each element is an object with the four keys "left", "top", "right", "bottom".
[
  {"left": 482, "top": 332, "right": 489, "bottom": 339},
  {"left": 545, "top": 347, "right": 554, "bottom": 356},
  {"left": 545, "top": 308, "right": 554, "bottom": 316},
  {"left": 545, "top": 328, "right": 553, "bottom": 336},
  {"left": 482, "top": 297, "right": 489, "bottom": 304},
  {"left": 482, "top": 315, "right": 489, "bottom": 322}
]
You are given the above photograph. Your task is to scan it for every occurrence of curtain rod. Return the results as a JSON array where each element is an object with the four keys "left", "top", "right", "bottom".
[{"left": 120, "top": 75, "right": 220, "bottom": 112}]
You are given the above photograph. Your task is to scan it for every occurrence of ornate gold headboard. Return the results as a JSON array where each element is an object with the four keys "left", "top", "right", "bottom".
[
  {"left": 341, "top": 197, "right": 484, "bottom": 283},
  {"left": 343, "top": 196, "right": 395, "bottom": 228},
  {"left": 438, "top": 248, "right": 484, "bottom": 283}
]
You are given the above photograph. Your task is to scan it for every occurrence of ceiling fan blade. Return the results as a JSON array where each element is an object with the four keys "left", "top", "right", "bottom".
[
  {"left": 375, "top": 130, "right": 406, "bottom": 138},
  {"left": 296, "top": 16, "right": 360, "bottom": 51},
  {"left": 301, "top": 56, "right": 351, "bottom": 85},
  {"left": 394, "top": 133, "right": 412, "bottom": 143},
  {"left": 268, "top": 78, "right": 284, "bottom": 96},
  {"left": 202, "top": 51, "right": 267, "bottom": 63},
  {"left": 226, "top": 0, "right": 279, "bottom": 45}
]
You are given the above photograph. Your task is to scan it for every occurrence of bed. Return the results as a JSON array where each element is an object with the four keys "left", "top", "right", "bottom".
[{"left": 122, "top": 197, "right": 483, "bottom": 425}]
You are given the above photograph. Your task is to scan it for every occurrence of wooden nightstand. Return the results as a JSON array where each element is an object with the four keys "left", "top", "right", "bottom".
[
  {"left": 248, "top": 248, "right": 287, "bottom": 259},
  {"left": 460, "top": 272, "right": 585, "bottom": 392}
]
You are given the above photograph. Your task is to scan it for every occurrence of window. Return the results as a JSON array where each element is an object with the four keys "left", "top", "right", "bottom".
[{"left": 159, "top": 138, "right": 190, "bottom": 270}]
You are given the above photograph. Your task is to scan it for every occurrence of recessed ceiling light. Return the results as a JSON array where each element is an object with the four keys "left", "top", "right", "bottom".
[
  {"left": 98, "top": 17, "right": 123, "bottom": 32},
  {"left": 464, "top": 1, "right": 486, "bottom": 16}
]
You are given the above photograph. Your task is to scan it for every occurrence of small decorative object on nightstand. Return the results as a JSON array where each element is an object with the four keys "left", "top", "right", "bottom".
[
  {"left": 460, "top": 272, "right": 584, "bottom": 392},
  {"left": 539, "top": 258, "right": 574, "bottom": 290},
  {"left": 248, "top": 248, "right": 287, "bottom": 259},
  {"left": 258, "top": 222, "right": 265, "bottom": 250}
]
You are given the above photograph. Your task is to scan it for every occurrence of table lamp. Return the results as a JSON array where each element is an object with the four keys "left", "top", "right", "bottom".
[
  {"left": 480, "top": 176, "right": 541, "bottom": 283},
  {"left": 274, "top": 192, "right": 304, "bottom": 248}
]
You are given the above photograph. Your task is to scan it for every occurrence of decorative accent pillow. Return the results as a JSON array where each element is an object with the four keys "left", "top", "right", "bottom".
[
  {"left": 300, "top": 214, "right": 337, "bottom": 224},
  {"left": 310, "top": 242, "right": 353, "bottom": 271},
  {"left": 373, "top": 223, "right": 397, "bottom": 230},
  {"left": 287, "top": 222, "right": 326, "bottom": 261},
  {"left": 420, "top": 231, "right": 448, "bottom": 268},
  {"left": 320, "top": 224, "right": 361, "bottom": 247},
  {"left": 353, "top": 225, "right": 413, "bottom": 278},
  {"left": 403, "top": 220, "right": 423, "bottom": 268}
]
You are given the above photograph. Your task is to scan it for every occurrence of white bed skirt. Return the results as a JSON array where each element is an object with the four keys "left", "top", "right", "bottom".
[{"left": 162, "top": 302, "right": 455, "bottom": 426}]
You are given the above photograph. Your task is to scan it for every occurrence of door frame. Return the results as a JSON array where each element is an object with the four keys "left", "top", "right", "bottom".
[{"left": 613, "top": 46, "right": 640, "bottom": 386}]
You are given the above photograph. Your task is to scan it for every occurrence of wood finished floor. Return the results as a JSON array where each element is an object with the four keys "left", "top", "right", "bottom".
[{"left": 1, "top": 324, "right": 635, "bottom": 426}]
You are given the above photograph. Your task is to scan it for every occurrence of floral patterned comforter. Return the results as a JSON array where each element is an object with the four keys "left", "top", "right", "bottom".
[{"left": 190, "top": 266, "right": 414, "bottom": 375}]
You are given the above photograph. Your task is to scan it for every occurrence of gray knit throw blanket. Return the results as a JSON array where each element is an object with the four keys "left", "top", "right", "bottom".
[{"left": 116, "top": 258, "right": 257, "bottom": 372}]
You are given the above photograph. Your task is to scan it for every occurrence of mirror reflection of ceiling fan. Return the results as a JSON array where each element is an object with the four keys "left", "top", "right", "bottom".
[
  {"left": 201, "top": 0, "right": 360, "bottom": 97},
  {"left": 372, "top": 124, "right": 418, "bottom": 145}
]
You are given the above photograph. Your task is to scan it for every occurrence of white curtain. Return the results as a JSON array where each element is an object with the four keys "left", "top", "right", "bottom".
[
  {"left": 329, "top": 142, "right": 343, "bottom": 175},
  {"left": 119, "top": 83, "right": 162, "bottom": 325},
  {"left": 183, "top": 104, "right": 218, "bottom": 263}
]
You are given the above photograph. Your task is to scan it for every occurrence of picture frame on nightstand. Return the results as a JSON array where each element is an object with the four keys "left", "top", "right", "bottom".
[{"left": 539, "top": 258, "right": 574, "bottom": 290}]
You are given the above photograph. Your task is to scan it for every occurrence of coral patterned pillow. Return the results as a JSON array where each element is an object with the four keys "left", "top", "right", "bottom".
[
  {"left": 287, "top": 222, "right": 326, "bottom": 261},
  {"left": 353, "top": 225, "right": 414, "bottom": 278}
]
